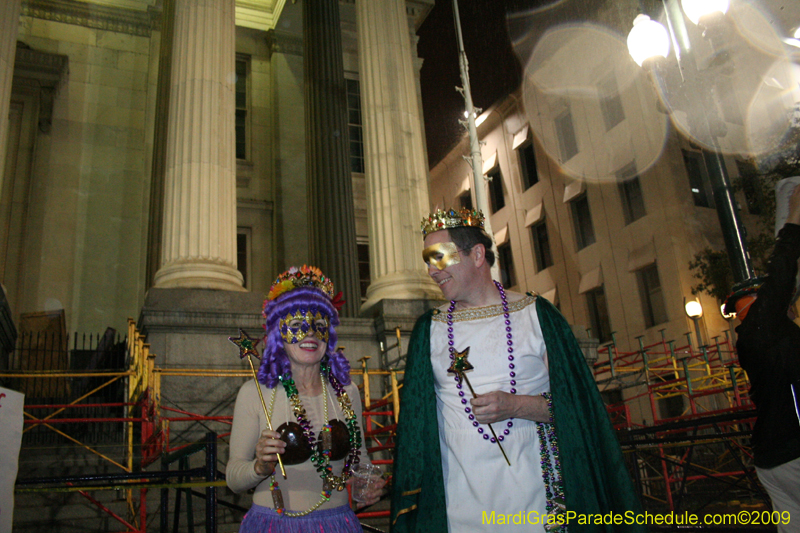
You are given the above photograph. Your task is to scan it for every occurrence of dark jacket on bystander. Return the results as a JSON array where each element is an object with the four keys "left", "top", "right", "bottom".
[{"left": 737, "top": 223, "right": 800, "bottom": 468}]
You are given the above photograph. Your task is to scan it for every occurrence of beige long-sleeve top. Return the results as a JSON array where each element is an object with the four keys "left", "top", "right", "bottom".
[{"left": 226, "top": 378, "right": 368, "bottom": 512}]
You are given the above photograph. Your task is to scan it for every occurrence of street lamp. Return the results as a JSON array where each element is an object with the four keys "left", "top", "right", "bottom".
[
  {"left": 684, "top": 297, "right": 704, "bottom": 348},
  {"left": 680, "top": 0, "right": 728, "bottom": 26},
  {"left": 627, "top": 0, "right": 755, "bottom": 288},
  {"left": 720, "top": 301, "right": 737, "bottom": 347},
  {"left": 720, "top": 302, "right": 735, "bottom": 321},
  {"left": 463, "top": 110, "right": 487, "bottom": 127},
  {"left": 626, "top": 15, "right": 670, "bottom": 67}
]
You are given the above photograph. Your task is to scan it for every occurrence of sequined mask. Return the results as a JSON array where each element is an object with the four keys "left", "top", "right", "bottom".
[
  {"left": 422, "top": 242, "right": 462, "bottom": 270},
  {"left": 279, "top": 309, "right": 331, "bottom": 344}
]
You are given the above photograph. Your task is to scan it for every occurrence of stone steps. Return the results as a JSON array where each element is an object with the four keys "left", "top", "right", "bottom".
[
  {"left": 13, "top": 440, "right": 389, "bottom": 532},
  {"left": 14, "top": 443, "right": 132, "bottom": 532}
]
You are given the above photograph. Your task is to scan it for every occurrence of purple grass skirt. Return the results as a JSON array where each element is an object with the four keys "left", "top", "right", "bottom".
[{"left": 239, "top": 503, "right": 362, "bottom": 533}]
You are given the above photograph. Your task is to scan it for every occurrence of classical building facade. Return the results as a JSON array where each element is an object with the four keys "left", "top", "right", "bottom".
[
  {"left": 0, "top": 0, "right": 441, "bottom": 342},
  {"left": 2, "top": 3, "right": 443, "bottom": 528}
]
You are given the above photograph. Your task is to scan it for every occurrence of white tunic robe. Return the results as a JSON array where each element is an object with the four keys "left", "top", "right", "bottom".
[{"left": 430, "top": 296, "right": 551, "bottom": 531}]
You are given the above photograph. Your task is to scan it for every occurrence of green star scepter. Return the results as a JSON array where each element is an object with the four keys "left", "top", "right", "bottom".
[{"left": 229, "top": 328, "right": 287, "bottom": 479}]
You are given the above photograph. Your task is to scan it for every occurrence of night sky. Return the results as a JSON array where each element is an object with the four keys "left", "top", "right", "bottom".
[{"left": 417, "top": 1, "right": 524, "bottom": 168}]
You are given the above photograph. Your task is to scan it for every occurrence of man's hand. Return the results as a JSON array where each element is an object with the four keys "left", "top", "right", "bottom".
[
  {"left": 470, "top": 391, "right": 551, "bottom": 424},
  {"left": 470, "top": 391, "right": 518, "bottom": 424}
]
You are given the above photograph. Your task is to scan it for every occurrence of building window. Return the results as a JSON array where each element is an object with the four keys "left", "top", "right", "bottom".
[
  {"left": 518, "top": 141, "right": 539, "bottom": 190},
  {"left": 683, "top": 149, "right": 714, "bottom": 209},
  {"left": 617, "top": 163, "right": 646, "bottom": 225},
  {"left": 346, "top": 78, "right": 364, "bottom": 174},
  {"left": 235, "top": 56, "right": 249, "bottom": 161},
  {"left": 637, "top": 263, "right": 668, "bottom": 328},
  {"left": 619, "top": 177, "right": 645, "bottom": 224},
  {"left": 599, "top": 74, "right": 625, "bottom": 131},
  {"left": 357, "top": 242, "right": 370, "bottom": 300},
  {"left": 488, "top": 167, "right": 505, "bottom": 212},
  {"left": 571, "top": 193, "right": 595, "bottom": 250},
  {"left": 737, "top": 160, "right": 763, "bottom": 215},
  {"left": 555, "top": 108, "right": 578, "bottom": 161},
  {"left": 236, "top": 228, "right": 251, "bottom": 288},
  {"left": 531, "top": 219, "right": 553, "bottom": 272},
  {"left": 586, "top": 286, "right": 612, "bottom": 343},
  {"left": 498, "top": 242, "right": 516, "bottom": 288},
  {"left": 458, "top": 190, "right": 473, "bottom": 211}
]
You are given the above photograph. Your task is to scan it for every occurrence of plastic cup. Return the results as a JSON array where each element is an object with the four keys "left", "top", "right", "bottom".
[{"left": 351, "top": 463, "right": 381, "bottom": 502}]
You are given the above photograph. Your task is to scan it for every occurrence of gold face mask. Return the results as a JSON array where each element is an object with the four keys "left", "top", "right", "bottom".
[
  {"left": 422, "top": 242, "right": 462, "bottom": 270},
  {"left": 279, "top": 309, "right": 331, "bottom": 344}
]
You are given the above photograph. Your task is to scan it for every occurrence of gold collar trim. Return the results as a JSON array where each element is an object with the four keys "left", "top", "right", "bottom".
[{"left": 432, "top": 294, "right": 537, "bottom": 323}]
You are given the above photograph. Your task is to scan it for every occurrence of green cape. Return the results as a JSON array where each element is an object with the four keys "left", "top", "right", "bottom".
[{"left": 390, "top": 296, "right": 645, "bottom": 532}]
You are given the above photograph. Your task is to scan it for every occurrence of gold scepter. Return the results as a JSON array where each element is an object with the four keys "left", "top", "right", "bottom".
[
  {"left": 447, "top": 347, "right": 511, "bottom": 466},
  {"left": 229, "top": 328, "right": 287, "bottom": 479}
]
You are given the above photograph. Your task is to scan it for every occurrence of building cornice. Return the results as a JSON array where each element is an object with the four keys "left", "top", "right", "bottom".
[
  {"left": 15, "top": 44, "right": 69, "bottom": 85},
  {"left": 405, "top": 0, "right": 435, "bottom": 30},
  {"left": 236, "top": 0, "right": 287, "bottom": 32},
  {"left": 266, "top": 29, "right": 303, "bottom": 57},
  {"left": 338, "top": 0, "right": 432, "bottom": 30},
  {"left": 21, "top": 0, "right": 157, "bottom": 37},
  {"left": 14, "top": 43, "right": 69, "bottom": 133}
]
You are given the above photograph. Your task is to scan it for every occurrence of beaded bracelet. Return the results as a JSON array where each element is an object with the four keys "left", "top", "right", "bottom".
[{"left": 541, "top": 391, "right": 554, "bottom": 424}]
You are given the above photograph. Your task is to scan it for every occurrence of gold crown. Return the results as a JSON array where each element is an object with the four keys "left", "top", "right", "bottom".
[
  {"left": 421, "top": 208, "right": 485, "bottom": 237},
  {"left": 267, "top": 265, "right": 334, "bottom": 302}
]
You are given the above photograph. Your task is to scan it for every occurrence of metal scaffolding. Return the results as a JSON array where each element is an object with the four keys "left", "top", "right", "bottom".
[{"left": 5, "top": 319, "right": 769, "bottom": 531}]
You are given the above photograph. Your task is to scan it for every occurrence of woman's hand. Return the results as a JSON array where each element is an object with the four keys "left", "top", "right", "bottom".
[
  {"left": 348, "top": 472, "right": 388, "bottom": 509},
  {"left": 254, "top": 429, "right": 286, "bottom": 477}
]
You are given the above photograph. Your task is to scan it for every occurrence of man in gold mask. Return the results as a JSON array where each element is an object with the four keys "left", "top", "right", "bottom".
[{"left": 390, "top": 208, "right": 645, "bottom": 532}]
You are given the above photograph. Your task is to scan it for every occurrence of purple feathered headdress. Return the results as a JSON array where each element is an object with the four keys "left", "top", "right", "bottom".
[{"left": 257, "top": 266, "right": 350, "bottom": 387}]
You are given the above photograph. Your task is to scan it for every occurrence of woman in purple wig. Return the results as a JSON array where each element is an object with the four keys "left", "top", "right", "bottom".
[{"left": 226, "top": 266, "right": 384, "bottom": 532}]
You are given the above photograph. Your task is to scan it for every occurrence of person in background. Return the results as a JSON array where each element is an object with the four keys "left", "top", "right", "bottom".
[{"left": 725, "top": 186, "right": 800, "bottom": 532}]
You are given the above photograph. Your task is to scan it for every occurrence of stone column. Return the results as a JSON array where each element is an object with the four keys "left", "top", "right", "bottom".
[
  {"left": 267, "top": 30, "right": 308, "bottom": 270},
  {"left": 357, "top": 0, "right": 441, "bottom": 312},
  {"left": 145, "top": 0, "right": 175, "bottom": 290},
  {"left": 303, "top": 0, "right": 361, "bottom": 317},
  {"left": 0, "top": 0, "right": 21, "bottom": 197},
  {"left": 153, "top": 0, "right": 244, "bottom": 291}
]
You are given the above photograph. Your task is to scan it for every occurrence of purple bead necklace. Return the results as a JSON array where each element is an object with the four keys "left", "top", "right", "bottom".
[{"left": 447, "top": 280, "right": 515, "bottom": 443}]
